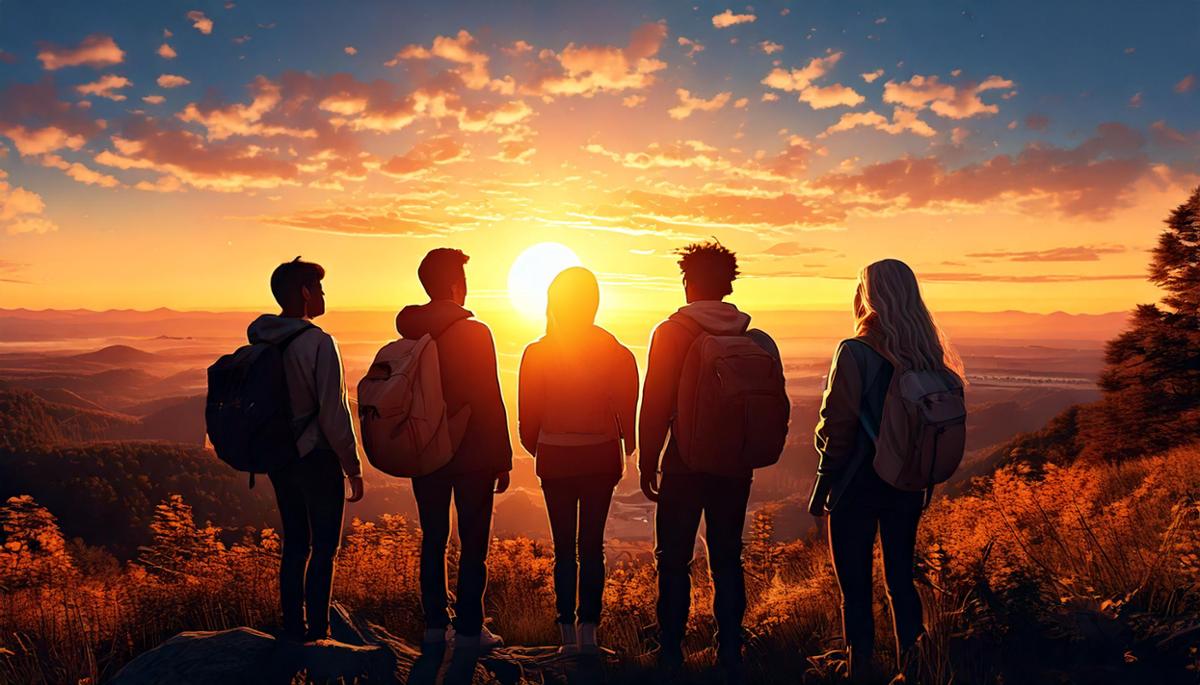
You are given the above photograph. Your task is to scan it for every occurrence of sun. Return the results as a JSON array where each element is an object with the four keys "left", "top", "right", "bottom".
[{"left": 507, "top": 243, "right": 583, "bottom": 319}]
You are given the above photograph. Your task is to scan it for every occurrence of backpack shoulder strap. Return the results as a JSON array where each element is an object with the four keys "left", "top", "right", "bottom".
[{"left": 843, "top": 339, "right": 889, "bottom": 441}]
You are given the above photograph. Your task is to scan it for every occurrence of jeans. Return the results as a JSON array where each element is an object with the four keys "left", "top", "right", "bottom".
[
  {"left": 268, "top": 448, "right": 345, "bottom": 641},
  {"left": 413, "top": 470, "right": 496, "bottom": 636},
  {"left": 655, "top": 472, "right": 752, "bottom": 661},
  {"left": 542, "top": 475, "right": 617, "bottom": 625},
  {"left": 828, "top": 494, "right": 924, "bottom": 665}
]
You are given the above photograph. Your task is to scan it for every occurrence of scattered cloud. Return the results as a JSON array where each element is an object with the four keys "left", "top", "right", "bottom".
[
  {"left": 387, "top": 29, "right": 510, "bottom": 92},
  {"left": 344, "top": 46, "right": 357, "bottom": 56},
  {"left": 158, "top": 43, "right": 177, "bottom": 59},
  {"left": 760, "top": 241, "right": 835, "bottom": 257},
  {"left": 821, "top": 108, "right": 935, "bottom": 138},
  {"left": 0, "top": 178, "right": 56, "bottom": 235},
  {"left": 76, "top": 74, "right": 132, "bottom": 101},
  {"left": 668, "top": 88, "right": 731, "bottom": 119},
  {"left": 40, "top": 153, "right": 120, "bottom": 187},
  {"left": 622, "top": 94, "right": 646, "bottom": 108},
  {"left": 759, "top": 41, "right": 783, "bottom": 55},
  {"left": 380, "top": 136, "right": 468, "bottom": 177},
  {"left": 1174, "top": 74, "right": 1195, "bottom": 94},
  {"left": 157, "top": 74, "right": 191, "bottom": 88},
  {"left": 37, "top": 34, "right": 124, "bottom": 70},
  {"left": 883, "top": 74, "right": 1015, "bottom": 118},
  {"left": 966, "top": 245, "right": 1126, "bottom": 262},
  {"left": 712, "top": 9, "right": 757, "bottom": 28},
  {"left": 798, "top": 83, "right": 864, "bottom": 109},
  {"left": 1129, "top": 91, "right": 1143, "bottom": 108},
  {"left": 761, "top": 92, "right": 779, "bottom": 102},
  {"left": 142, "top": 95, "right": 165, "bottom": 105},
  {"left": 527, "top": 22, "right": 667, "bottom": 98},
  {"left": 861, "top": 69, "right": 884, "bottom": 83},
  {"left": 187, "top": 10, "right": 214, "bottom": 35},
  {"left": 678, "top": 36, "right": 705, "bottom": 58},
  {"left": 762, "top": 51, "right": 843, "bottom": 92}
]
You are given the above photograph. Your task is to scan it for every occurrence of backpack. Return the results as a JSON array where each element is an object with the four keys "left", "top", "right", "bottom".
[
  {"left": 672, "top": 314, "right": 790, "bottom": 476},
  {"left": 205, "top": 324, "right": 314, "bottom": 487},
  {"left": 356, "top": 325, "right": 470, "bottom": 478},
  {"left": 853, "top": 339, "right": 967, "bottom": 500},
  {"left": 537, "top": 339, "right": 622, "bottom": 448}
]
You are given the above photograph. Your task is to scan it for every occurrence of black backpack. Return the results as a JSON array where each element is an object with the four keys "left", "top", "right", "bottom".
[{"left": 205, "top": 324, "right": 314, "bottom": 486}]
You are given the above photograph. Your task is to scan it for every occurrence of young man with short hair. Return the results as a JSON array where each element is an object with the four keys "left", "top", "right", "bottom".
[
  {"left": 246, "top": 257, "right": 364, "bottom": 643},
  {"left": 639, "top": 241, "right": 782, "bottom": 683},
  {"left": 395, "top": 248, "right": 512, "bottom": 653}
]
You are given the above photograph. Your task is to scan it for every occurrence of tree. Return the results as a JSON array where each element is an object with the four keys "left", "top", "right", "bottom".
[{"left": 1089, "top": 185, "right": 1200, "bottom": 461}]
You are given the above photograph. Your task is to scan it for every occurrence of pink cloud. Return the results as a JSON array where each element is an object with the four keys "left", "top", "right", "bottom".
[
  {"left": 380, "top": 136, "right": 468, "bottom": 177},
  {"left": 76, "top": 74, "right": 132, "bottom": 101},
  {"left": 37, "top": 34, "right": 124, "bottom": 70},
  {"left": 157, "top": 74, "right": 191, "bottom": 88},
  {"left": 1174, "top": 74, "right": 1196, "bottom": 94},
  {"left": 386, "top": 29, "right": 509, "bottom": 92},
  {"left": 187, "top": 10, "right": 214, "bottom": 35},
  {"left": 821, "top": 108, "right": 936, "bottom": 138},
  {"left": 798, "top": 83, "right": 864, "bottom": 109},
  {"left": 527, "top": 23, "right": 667, "bottom": 98},
  {"left": 761, "top": 52, "right": 843, "bottom": 92},
  {"left": 158, "top": 43, "right": 177, "bottom": 59},
  {"left": 883, "top": 74, "right": 1015, "bottom": 119},
  {"left": 712, "top": 9, "right": 756, "bottom": 28},
  {"left": 668, "top": 88, "right": 731, "bottom": 119}
]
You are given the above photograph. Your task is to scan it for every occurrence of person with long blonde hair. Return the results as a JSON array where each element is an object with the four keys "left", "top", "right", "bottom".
[{"left": 809, "top": 259, "right": 964, "bottom": 682}]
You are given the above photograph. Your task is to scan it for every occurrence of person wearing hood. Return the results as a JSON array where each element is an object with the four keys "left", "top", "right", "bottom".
[
  {"left": 246, "top": 257, "right": 364, "bottom": 644},
  {"left": 639, "top": 241, "right": 781, "bottom": 683},
  {"left": 395, "top": 248, "right": 512, "bottom": 654},
  {"left": 517, "top": 267, "right": 638, "bottom": 655}
]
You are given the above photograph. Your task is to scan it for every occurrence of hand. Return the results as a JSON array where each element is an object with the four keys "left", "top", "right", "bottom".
[
  {"left": 640, "top": 471, "right": 660, "bottom": 502},
  {"left": 346, "top": 475, "right": 365, "bottom": 503},
  {"left": 494, "top": 471, "right": 510, "bottom": 494}
]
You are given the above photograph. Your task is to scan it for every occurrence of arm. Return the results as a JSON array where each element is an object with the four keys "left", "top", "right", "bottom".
[
  {"left": 813, "top": 342, "right": 864, "bottom": 476},
  {"left": 315, "top": 334, "right": 363, "bottom": 479},
  {"left": 638, "top": 323, "right": 684, "bottom": 478},
  {"left": 468, "top": 323, "right": 513, "bottom": 486},
  {"left": 615, "top": 344, "right": 639, "bottom": 456},
  {"left": 517, "top": 345, "right": 541, "bottom": 458}
]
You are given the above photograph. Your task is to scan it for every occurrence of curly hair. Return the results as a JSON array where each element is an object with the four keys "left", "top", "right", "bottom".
[{"left": 675, "top": 239, "right": 739, "bottom": 298}]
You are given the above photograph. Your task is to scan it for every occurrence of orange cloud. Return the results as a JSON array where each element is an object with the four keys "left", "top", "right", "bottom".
[
  {"left": 157, "top": 74, "right": 191, "bottom": 88},
  {"left": 585, "top": 140, "right": 726, "bottom": 170},
  {"left": 75, "top": 74, "right": 132, "bottom": 101},
  {"left": 37, "top": 35, "right": 124, "bottom": 71},
  {"left": 678, "top": 36, "right": 705, "bottom": 58},
  {"left": 40, "top": 154, "right": 120, "bottom": 188},
  {"left": 798, "top": 83, "right": 864, "bottom": 109},
  {"left": 762, "top": 51, "right": 843, "bottom": 92},
  {"left": 143, "top": 95, "right": 165, "bottom": 105},
  {"left": 759, "top": 41, "right": 783, "bottom": 55},
  {"left": 177, "top": 76, "right": 314, "bottom": 140},
  {"left": 187, "top": 10, "right": 214, "bottom": 35},
  {"left": 0, "top": 81, "right": 105, "bottom": 155},
  {"left": 1175, "top": 74, "right": 1196, "bottom": 94},
  {"left": 883, "top": 74, "right": 1015, "bottom": 118},
  {"left": 966, "top": 245, "right": 1126, "bottom": 262},
  {"left": 861, "top": 69, "right": 884, "bottom": 83},
  {"left": 527, "top": 22, "right": 667, "bottom": 98},
  {"left": 158, "top": 43, "right": 177, "bottom": 59},
  {"left": 668, "top": 88, "right": 731, "bottom": 119},
  {"left": 344, "top": 46, "right": 357, "bottom": 56},
  {"left": 712, "top": 9, "right": 756, "bottom": 28},
  {"left": 381, "top": 136, "right": 468, "bottom": 177},
  {"left": 821, "top": 108, "right": 935, "bottom": 138},
  {"left": 387, "top": 29, "right": 509, "bottom": 92},
  {"left": 0, "top": 178, "right": 56, "bottom": 235}
]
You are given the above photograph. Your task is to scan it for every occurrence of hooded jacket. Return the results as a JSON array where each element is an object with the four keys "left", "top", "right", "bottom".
[
  {"left": 246, "top": 314, "right": 362, "bottom": 477},
  {"left": 518, "top": 326, "right": 638, "bottom": 481},
  {"left": 638, "top": 300, "right": 781, "bottom": 479},
  {"left": 395, "top": 300, "right": 512, "bottom": 477}
]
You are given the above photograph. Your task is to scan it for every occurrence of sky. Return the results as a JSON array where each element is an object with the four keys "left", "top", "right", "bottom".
[{"left": 0, "top": 0, "right": 1197, "bottom": 316}]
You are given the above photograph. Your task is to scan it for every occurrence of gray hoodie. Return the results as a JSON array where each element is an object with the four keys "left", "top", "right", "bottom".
[
  {"left": 638, "top": 301, "right": 780, "bottom": 478},
  {"left": 246, "top": 314, "right": 362, "bottom": 477}
]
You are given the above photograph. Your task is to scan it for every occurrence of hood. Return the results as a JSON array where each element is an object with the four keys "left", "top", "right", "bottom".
[
  {"left": 247, "top": 314, "right": 315, "bottom": 344},
  {"left": 672, "top": 300, "right": 751, "bottom": 336},
  {"left": 396, "top": 300, "right": 473, "bottom": 339}
]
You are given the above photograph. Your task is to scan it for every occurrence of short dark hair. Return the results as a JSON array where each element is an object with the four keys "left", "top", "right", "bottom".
[
  {"left": 418, "top": 248, "right": 469, "bottom": 299},
  {"left": 270, "top": 256, "right": 324, "bottom": 309},
  {"left": 676, "top": 240, "right": 739, "bottom": 298}
]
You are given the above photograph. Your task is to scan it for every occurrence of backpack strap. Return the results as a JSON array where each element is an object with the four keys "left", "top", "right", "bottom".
[{"left": 843, "top": 339, "right": 888, "bottom": 442}]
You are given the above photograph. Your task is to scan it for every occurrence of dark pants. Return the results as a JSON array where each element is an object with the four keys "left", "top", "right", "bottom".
[
  {"left": 413, "top": 470, "right": 496, "bottom": 636},
  {"left": 542, "top": 475, "right": 617, "bottom": 625},
  {"left": 268, "top": 448, "right": 345, "bottom": 641},
  {"left": 828, "top": 499, "right": 924, "bottom": 665},
  {"left": 655, "top": 472, "right": 753, "bottom": 660}
]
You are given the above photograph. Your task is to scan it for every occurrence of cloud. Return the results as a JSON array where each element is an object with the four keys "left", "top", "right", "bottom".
[
  {"left": 0, "top": 259, "right": 30, "bottom": 284},
  {"left": 344, "top": 46, "right": 357, "bottom": 56},
  {"left": 40, "top": 153, "right": 120, "bottom": 187},
  {"left": 585, "top": 140, "right": 726, "bottom": 170},
  {"left": 950, "top": 126, "right": 970, "bottom": 145},
  {"left": 861, "top": 69, "right": 884, "bottom": 83},
  {"left": 712, "top": 9, "right": 756, "bottom": 28},
  {"left": 1129, "top": 91, "right": 1143, "bottom": 108},
  {"left": 0, "top": 80, "right": 104, "bottom": 155},
  {"left": 157, "top": 74, "right": 191, "bottom": 88},
  {"left": 380, "top": 136, "right": 468, "bottom": 177},
  {"left": 798, "top": 83, "right": 864, "bottom": 109},
  {"left": 527, "top": 22, "right": 667, "bottom": 98},
  {"left": 1174, "top": 74, "right": 1195, "bottom": 94},
  {"left": 257, "top": 195, "right": 476, "bottom": 236},
  {"left": 816, "top": 123, "right": 1152, "bottom": 219},
  {"left": 503, "top": 40, "right": 534, "bottom": 56},
  {"left": 158, "top": 43, "right": 177, "bottom": 59},
  {"left": 761, "top": 92, "right": 779, "bottom": 102},
  {"left": 143, "top": 95, "right": 165, "bottom": 105},
  {"left": 187, "top": 10, "right": 214, "bottom": 35},
  {"left": 759, "top": 41, "right": 783, "bottom": 55},
  {"left": 883, "top": 74, "right": 1015, "bottom": 118},
  {"left": 37, "top": 34, "right": 124, "bottom": 70},
  {"left": 1024, "top": 114, "right": 1050, "bottom": 131},
  {"left": 668, "top": 88, "right": 731, "bottom": 119},
  {"left": 919, "top": 272, "right": 1143, "bottom": 283},
  {"left": 760, "top": 241, "right": 835, "bottom": 257},
  {"left": 762, "top": 51, "right": 843, "bottom": 92},
  {"left": 176, "top": 76, "right": 314, "bottom": 140},
  {"left": 965, "top": 245, "right": 1126, "bottom": 262},
  {"left": 622, "top": 94, "right": 646, "bottom": 108},
  {"left": 386, "top": 29, "right": 509, "bottom": 92},
  {"left": 678, "top": 36, "right": 705, "bottom": 58},
  {"left": 821, "top": 108, "right": 935, "bottom": 138},
  {"left": 75, "top": 74, "right": 132, "bottom": 101},
  {"left": 0, "top": 178, "right": 56, "bottom": 235}
]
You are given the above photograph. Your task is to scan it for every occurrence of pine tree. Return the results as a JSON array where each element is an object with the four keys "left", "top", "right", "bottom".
[{"left": 1089, "top": 185, "right": 1200, "bottom": 461}]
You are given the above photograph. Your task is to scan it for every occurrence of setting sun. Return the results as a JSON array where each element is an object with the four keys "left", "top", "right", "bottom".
[{"left": 506, "top": 243, "right": 583, "bottom": 320}]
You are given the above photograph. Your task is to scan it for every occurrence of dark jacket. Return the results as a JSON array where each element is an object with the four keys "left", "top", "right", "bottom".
[
  {"left": 638, "top": 300, "right": 781, "bottom": 479},
  {"left": 519, "top": 326, "right": 638, "bottom": 481},
  {"left": 395, "top": 300, "right": 512, "bottom": 477},
  {"left": 812, "top": 338, "right": 923, "bottom": 512}
]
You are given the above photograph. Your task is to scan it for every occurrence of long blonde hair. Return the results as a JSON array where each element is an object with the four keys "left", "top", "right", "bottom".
[{"left": 854, "top": 259, "right": 965, "bottom": 384}]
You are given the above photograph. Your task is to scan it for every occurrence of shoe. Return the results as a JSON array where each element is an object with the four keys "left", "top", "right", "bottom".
[
  {"left": 578, "top": 622, "right": 599, "bottom": 656},
  {"left": 557, "top": 622, "right": 579, "bottom": 656},
  {"left": 480, "top": 625, "right": 504, "bottom": 651}
]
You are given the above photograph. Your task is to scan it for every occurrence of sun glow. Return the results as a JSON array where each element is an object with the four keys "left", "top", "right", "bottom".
[{"left": 507, "top": 243, "right": 583, "bottom": 319}]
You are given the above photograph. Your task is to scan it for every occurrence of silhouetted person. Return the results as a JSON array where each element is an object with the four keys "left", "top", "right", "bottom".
[
  {"left": 639, "top": 241, "right": 783, "bottom": 683},
  {"left": 518, "top": 267, "right": 638, "bottom": 655},
  {"left": 396, "top": 248, "right": 512, "bottom": 654},
  {"left": 808, "top": 259, "right": 966, "bottom": 682},
  {"left": 246, "top": 257, "right": 364, "bottom": 643}
]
